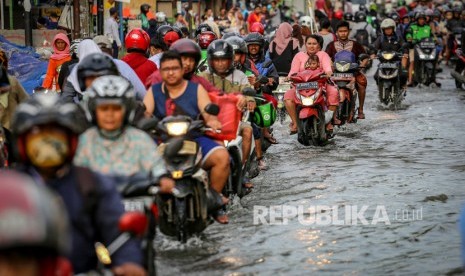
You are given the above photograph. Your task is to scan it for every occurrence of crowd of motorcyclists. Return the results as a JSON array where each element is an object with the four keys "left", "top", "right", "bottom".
[{"left": 1, "top": 0, "right": 465, "bottom": 274}]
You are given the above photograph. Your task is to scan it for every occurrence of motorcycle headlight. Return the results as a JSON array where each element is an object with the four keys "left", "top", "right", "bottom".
[
  {"left": 382, "top": 52, "right": 395, "bottom": 60},
  {"left": 335, "top": 62, "right": 350, "bottom": 72},
  {"left": 301, "top": 93, "right": 318, "bottom": 106},
  {"left": 165, "top": 122, "right": 189, "bottom": 136}
]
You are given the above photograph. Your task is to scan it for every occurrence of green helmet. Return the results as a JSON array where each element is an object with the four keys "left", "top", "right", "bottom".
[{"left": 254, "top": 102, "right": 276, "bottom": 128}]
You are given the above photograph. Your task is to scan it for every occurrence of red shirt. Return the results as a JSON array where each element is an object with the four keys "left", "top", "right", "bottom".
[
  {"left": 247, "top": 12, "right": 261, "bottom": 30},
  {"left": 121, "top": 52, "right": 158, "bottom": 84}
]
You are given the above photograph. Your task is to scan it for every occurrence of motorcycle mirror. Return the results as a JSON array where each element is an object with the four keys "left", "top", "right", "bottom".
[
  {"left": 204, "top": 103, "right": 220, "bottom": 116},
  {"left": 258, "top": 75, "right": 269, "bottom": 84},
  {"left": 164, "top": 137, "right": 184, "bottom": 159},
  {"left": 118, "top": 212, "right": 148, "bottom": 237},
  {"left": 242, "top": 87, "right": 256, "bottom": 97},
  {"left": 119, "top": 175, "right": 152, "bottom": 198},
  {"left": 358, "top": 53, "right": 370, "bottom": 63}
]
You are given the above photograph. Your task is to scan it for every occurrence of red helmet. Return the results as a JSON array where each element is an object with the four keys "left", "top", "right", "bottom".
[
  {"left": 125, "top": 28, "right": 150, "bottom": 52},
  {"left": 197, "top": 31, "right": 217, "bottom": 50},
  {"left": 334, "top": 10, "right": 344, "bottom": 20},
  {"left": 250, "top": 22, "right": 265, "bottom": 34},
  {"left": 163, "top": 31, "right": 181, "bottom": 48}
]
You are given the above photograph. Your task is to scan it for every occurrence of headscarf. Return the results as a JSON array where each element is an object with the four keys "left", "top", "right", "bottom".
[
  {"left": 67, "top": 39, "right": 102, "bottom": 92},
  {"left": 270, "top": 22, "right": 299, "bottom": 55},
  {"left": 51, "top": 33, "right": 71, "bottom": 60}
]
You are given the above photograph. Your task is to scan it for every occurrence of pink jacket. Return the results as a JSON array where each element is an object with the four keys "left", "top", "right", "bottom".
[{"left": 288, "top": 51, "right": 333, "bottom": 77}]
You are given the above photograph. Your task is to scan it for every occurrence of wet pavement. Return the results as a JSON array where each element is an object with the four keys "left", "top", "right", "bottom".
[{"left": 155, "top": 63, "right": 465, "bottom": 275}]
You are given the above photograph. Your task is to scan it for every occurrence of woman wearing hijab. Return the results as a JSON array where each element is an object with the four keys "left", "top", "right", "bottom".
[
  {"left": 42, "top": 33, "right": 71, "bottom": 92},
  {"left": 269, "top": 22, "right": 300, "bottom": 74}
]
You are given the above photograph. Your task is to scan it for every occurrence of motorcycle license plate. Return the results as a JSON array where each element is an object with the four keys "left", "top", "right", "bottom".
[
  {"left": 420, "top": 42, "right": 435, "bottom": 49},
  {"left": 332, "top": 73, "right": 353, "bottom": 78},
  {"left": 123, "top": 198, "right": 146, "bottom": 212},
  {"left": 296, "top": 82, "right": 319, "bottom": 90},
  {"left": 379, "top": 63, "right": 397, "bottom": 69}
]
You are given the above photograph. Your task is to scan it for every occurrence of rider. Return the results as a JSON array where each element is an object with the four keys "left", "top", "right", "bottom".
[
  {"left": 349, "top": 11, "right": 376, "bottom": 46},
  {"left": 143, "top": 51, "right": 230, "bottom": 224},
  {"left": 11, "top": 94, "right": 146, "bottom": 275},
  {"left": 198, "top": 40, "right": 259, "bottom": 185},
  {"left": 326, "top": 21, "right": 369, "bottom": 120},
  {"left": 74, "top": 76, "right": 174, "bottom": 189},
  {"left": 148, "top": 25, "right": 181, "bottom": 69},
  {"left": 371, "top": 18, "right": 409, "bottom": 89},
  {"left": 121, "top": 28, "right": 157, "bottom": 84},
  {"left": 405, "top": 12, "right": 437, "bottom": 87},
  {"left": 0, "top": 171, "right": 72, "bottom": 276},
  {"left": 196, "top": 31, "right": 218, "bottom": 73},
  {"left": 137, "top": 3, "right": 151, "bottom": 31}
]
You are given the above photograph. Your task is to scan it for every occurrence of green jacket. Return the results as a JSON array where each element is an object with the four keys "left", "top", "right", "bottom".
[{"left": 406, "top": 23, "right": 433, "bottom": 44}]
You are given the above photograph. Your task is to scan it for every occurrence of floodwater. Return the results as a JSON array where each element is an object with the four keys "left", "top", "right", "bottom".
[{"left": 155, "top": 64, "right": 465, "bottom": 275}]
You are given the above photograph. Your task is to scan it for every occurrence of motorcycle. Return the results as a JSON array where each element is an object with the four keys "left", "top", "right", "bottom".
[
  {"left": 290, "top": 70, "right": 330, "bottom": 146},
  {"left": 137, "top": 105, "right": 226, "bottom": 243},
  {"left": 331, "top": 50, "right": 359, "bottom": 125},
  {"left": 451, "top": 28, "right": 465, "bottom": 89},
  {"left": 449, "top": 27, "right": 463, "bottom": 66},
  {"left": 376, "top": 51, "right": 404, "bottom": 108},
  {"left": 413, "top": 38, "right": 438, "bottom": 87},
  {"left": 272, "top": 73, "right": 291, "bottom": 125}
]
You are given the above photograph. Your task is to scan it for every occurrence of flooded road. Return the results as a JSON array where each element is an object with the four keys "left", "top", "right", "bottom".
[{"left": 155, "top": 65, "right": 465, "bottom": 275}]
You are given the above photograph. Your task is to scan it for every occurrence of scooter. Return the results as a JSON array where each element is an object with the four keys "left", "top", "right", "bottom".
[
  {"left": 290, "top": 70, "right": 330, "bottom": 146},
  {"left": 376, "top": 51, "right": 404, "bottom": 108},
  {"left": 137, "top": 105, "right": 226, "bottom": 243},
  {"left": 413, "top": 38, "right": 438, "bottom": 87},
  {"left": 272, "top": 73, "right": 291, "bottom": 125}
]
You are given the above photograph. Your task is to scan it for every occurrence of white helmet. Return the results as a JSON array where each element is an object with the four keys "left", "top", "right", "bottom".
[
  {"left": 380, "top": 18, "right": 396, "bottom": 30},
  {"left": 299, "top": 16, "right": 312, "bottom": 28},
  {"left": 156, "top": 12, "right": 166, "bottom": 23}
]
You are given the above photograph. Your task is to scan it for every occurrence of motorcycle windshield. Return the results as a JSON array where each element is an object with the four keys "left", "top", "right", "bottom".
[
  {"left": 290, "top": 70, "right": 322, "bottom": 82},
  {"left": 335, "top": 50, "right": 356, "bottom": 63}
]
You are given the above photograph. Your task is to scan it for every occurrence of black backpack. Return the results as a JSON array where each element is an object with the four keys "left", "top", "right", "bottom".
[{"left": 355, "top": 23, "right": 370, "bottom": 46}]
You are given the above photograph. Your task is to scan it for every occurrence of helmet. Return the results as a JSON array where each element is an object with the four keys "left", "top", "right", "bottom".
[
  {"left": 156, "top": 11, "right": 166, "bottom": 22},
  {"left": 221, "top": 32, "right": 240, "bottom": 40},
  {"left": 163, "top": 31, "right": 181, "bottom": 48},
  {"left": 225, "top": 36, "right": 248, "bottom": 54},
  {"left": 197, "top": 31, "right": 217, "bottom": 49},
  {"left": 207, "top": 40, "right": 234, "bottom": 75},
  {"left": 299, "top": 15, "right": 312, "bottom": 27},
  {"left": 125, "top": 28, "right": 150, "bottom": 52},
  {"left": 0, "top": 170, "right": 69, "bottom": 255},
  {"left": 388, "top": 11, "right": 400, "bottom": 21},
  {"left": 334, "top": 10, "right": 344, "bottom": 20},
  {"left": 77, "top": 53, "right": 119, "bottom": 92},
  {"left": 425, "top": 9, "right": 434, "bottom": 16},
  {"left": 250, "top": 22, "right": 265, "bottom": 34},
  {"left": 84, "top": 75, "right": 136, "bottom": 126},
  {"left": 11, "top": 94, "right": 87, "bottom": 165},
  {"left": 453, "top": 6, "right": 462, "bottom": 13},
  {"left": 140, "top": 3, "right": 150, "bottom": 14},
  {"left": 408, "top": 11, "right": 415, "bottom": 19},
  {"left": 195, "top": 23, "right": 213, "bottom": 37},
  {"left": 433, "top": 10, "right": 441, "bottom": 18},
  {"left": 171, "top": 26, "right": 184, "bottom": 41},
  {"left": 155, "top": 25, "right": 178, "bottom": 51},
  {"left": 415, "top": 12, "right": 426, "bottom": 20},
  {"left": 244, "top": 32, "right": 265, "bottom": 47},
  {"left": 381, "top": 18, "right": 396, "bottom": 30},
  {"left": 70, "top": 39, "right": 82, "bottom": 56},
  {"left": 355, "top": 11, "right": 367, "bottom": 22},
  {"left": 344, "top": 12, "right": 354, "bottom": 21},
  {"left": 170, "top": 38, "right": 202, "bottom": 66},
  {"left": 359, "top": 4, "right": 367, "bottom": 12}
]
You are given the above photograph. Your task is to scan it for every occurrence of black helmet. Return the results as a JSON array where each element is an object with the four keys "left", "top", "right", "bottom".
[
  {"left": 140, "top": 3, "right": 150, "bottom": 14},
  {"left": 0, "top": 170, "right": 70, "bottom": 255},
  {"left": 170, "top": 38, "right": 201, "bottom": 66},
  {"left": 11, "top": 93, "right": 87, "bottom": 165},
  {"left": 207, "top": 39, "right": 234, "bottom": 75},
  {"left": 84, "top": 75, "right": 136, "bottom": 128},
  {"left": 453, "top": 6, "right": 462, "bottom": 13},
  {"left": 195, "top": 23, "right": 213, "bottom": 37},
  {"left": 225, "top": 36, "right": 248, "bottom": 54},
  {"left": 244, "top": 32, "right": 265, "bottom": 47},
  {"left": 415, "top": 12, "right": 426, "bottom": 20},
  {"left": 344, "top": 12, "right": 354, "bottom": 21},
  {"left": 388, "top": 11, "right": 400, "bottom": 21},
  {"left": 355, "top": 11, "right": 367, "bottom": 22},
  {"left": 77, "top": 53, "right": 119, "bottom": 92},
  {"left": 156, "top": 25, "right": 176, "bottom": 51},
  {"left": 222, "top": 31, "right": 241, "bottom": 40}
]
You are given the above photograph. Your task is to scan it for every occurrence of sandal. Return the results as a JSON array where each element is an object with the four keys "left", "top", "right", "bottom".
[
  {"left": 214, "top": 208, "right": 229, "bottom": 224},
  {"left": 289, "top": 123, "right": 298, "bottom": 135},
  {"left": 357, "top": 109, "right": 365, "bottom": 119},
  {"left": 264, "top": 134, "right": 278, "bottom": 144},
  {"left": 243, "top": 177, "right": 254, "bottom": 195}
]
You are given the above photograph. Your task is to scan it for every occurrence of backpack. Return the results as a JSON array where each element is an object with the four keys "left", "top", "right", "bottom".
[{"left": 355, "top": 23, "right": 369, "bottom": 46}]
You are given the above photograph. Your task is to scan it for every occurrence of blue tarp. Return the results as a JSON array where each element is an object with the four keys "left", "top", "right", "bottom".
[{"left": 0, "top": 35, "right": 48, "bottom": 94}]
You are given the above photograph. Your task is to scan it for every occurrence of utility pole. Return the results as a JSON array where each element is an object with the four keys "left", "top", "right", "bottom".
[
  {"left": 24, "top": 0, "right": 32, "bottom": 46},
  {"left": 73, "top": 0, "right": 81, "bottom": 39},
  {"left": 97, "top": 0, "right": 103, "bottom": 35}
]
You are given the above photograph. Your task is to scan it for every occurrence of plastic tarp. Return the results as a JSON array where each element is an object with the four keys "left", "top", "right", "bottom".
[{"left": 0, "top": 35, "right": 47, "bottom": 94}]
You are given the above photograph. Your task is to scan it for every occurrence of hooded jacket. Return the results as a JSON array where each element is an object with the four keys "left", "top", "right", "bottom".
[{"left": 122, "top": 52, "right": 158, "bottom": 84}]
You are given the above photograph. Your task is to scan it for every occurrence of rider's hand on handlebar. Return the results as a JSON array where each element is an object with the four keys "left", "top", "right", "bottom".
[
  {"left": 206, "top": 117, "right": 222, "bottom": 132},
  {"left": 237, "top": 95, "right": 247, "bottom": 111},
  {"left": 247, "top": 75, "right": 256, "bottom": 86},
  {"left": 159, "top": 177, "right": 175, "bottom": 194},
  {"left": 112, "top": 263, "right": 147, "bottom": 276},
  {"left": 247, "top": 101, "right": 256, "bottom": 112}
]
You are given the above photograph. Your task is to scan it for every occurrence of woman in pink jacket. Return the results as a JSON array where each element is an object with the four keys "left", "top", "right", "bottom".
[{"left": 284, "top": 34, "right": 339, "bottom": 134}]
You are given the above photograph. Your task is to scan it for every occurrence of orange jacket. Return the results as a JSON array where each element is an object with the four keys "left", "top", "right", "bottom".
[{"left": 42, "top": 56, "right": 71, "bottom": 90}]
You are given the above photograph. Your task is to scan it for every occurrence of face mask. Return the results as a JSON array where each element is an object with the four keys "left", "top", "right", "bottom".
[{"left": 25, "top": 128, "right": 70, "bottom": 168}]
